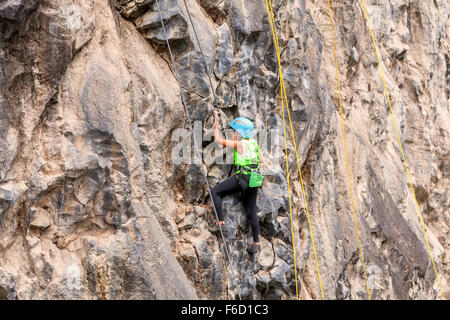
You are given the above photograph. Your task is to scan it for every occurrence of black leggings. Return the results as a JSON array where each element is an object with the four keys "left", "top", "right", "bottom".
[{"left": 211, "top": 176, "right": 259, "bottom": 243}]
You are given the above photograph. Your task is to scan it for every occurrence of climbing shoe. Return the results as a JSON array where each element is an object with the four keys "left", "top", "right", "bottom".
[
  {"left": 208, "top": 221, "right": 227, "bottom": 236},
  {"left": 246, "top": 243, "right": 260, "bottom": 255}
]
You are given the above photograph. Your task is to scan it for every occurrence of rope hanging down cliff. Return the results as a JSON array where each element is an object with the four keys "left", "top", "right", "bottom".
[
  {"left": 264, "top": 0, "right": 299, "bottom": 300},
  {"left": 359, "top": 0, "right": 445, "bottom": 300},
  {"left": 154, "top": 0, "right": 241, "bottom": 300},
  {"left": 265, "top": 0, "right": 325, "bottom": 300},
  {"left": 181, "top": 0, "right": 217, "bottom": 103},
  {"left": 326, "top": 0, "right": 371, "bottom": 299}
]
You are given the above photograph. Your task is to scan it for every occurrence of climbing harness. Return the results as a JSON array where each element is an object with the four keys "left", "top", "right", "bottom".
[
  {"left": 229, "top": 117, "right": 263, "bottom": 189},
  {"left": 265, "top": 0, "right": 323, "bottom": 300},
  {"left": 233, "top": 138, "right": 263, "bottom": 190},
  {"left": 155, "top": 0, "right": 241, "bottom": 300},
  {"left": 326, "top": 0, "right": 371, "bottom": 299},
  {"left": 359, "top": 0, "right": 445, "bottom": 300}
]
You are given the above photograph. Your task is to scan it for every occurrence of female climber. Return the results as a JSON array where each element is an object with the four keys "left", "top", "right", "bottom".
[{"left": 210, "top": 112, "right": 263, "bottom": 254}]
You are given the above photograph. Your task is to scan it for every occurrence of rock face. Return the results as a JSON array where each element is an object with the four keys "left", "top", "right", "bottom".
[
  {"left": 0, "top": 0, "right": 448, "bottom": 300},
  {"left": 0, "top": 0, "right": 196, "bottom": 300}
]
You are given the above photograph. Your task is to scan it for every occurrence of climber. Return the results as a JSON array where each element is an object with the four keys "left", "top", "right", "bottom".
[{"left": 210, "top": 112, "right": 264, "bottom": 255}]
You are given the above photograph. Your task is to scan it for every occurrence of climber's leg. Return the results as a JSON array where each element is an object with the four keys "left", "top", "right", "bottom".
[
  {"left": 243, "top": 187, "right": 259, "bottom": 243},
  {"left": 210, "top": 176, "right": 240, "bottom": 222}
]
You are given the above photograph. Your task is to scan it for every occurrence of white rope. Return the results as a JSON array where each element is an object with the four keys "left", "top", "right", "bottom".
[{"left": 154, "top": 0, "right": 241, "bottom": 300}]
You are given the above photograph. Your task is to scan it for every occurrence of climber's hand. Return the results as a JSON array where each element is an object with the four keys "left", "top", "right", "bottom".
[{"left": 214, "top": 111, "right": 219, "bottom": 129}]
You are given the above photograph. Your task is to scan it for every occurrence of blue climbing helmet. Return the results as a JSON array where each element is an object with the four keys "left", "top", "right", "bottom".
[{"left": 230, "top": 117, "right": 255, "bottom": 138}]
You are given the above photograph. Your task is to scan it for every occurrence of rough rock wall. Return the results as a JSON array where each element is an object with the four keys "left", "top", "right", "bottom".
[
  {"left": 0, "top": 0, "right": 197, "bottom": 299},
  {"left": 306, "top": 0, "right": 449, "bottom": 299},
  {"left": 0, "top": 0, "right": 448, "bottom": 300}
]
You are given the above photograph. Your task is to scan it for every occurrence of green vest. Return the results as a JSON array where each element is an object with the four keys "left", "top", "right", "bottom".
[{"left": 234, "top": 139, "right": 260, "bottom": 174}]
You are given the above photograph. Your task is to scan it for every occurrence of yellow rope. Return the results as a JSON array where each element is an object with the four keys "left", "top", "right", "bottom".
[
  {"left": 265, "top": 0, "right": 325, "bottom": 300},
  {"left": 264, "top": 0, "right": 299, "bottom": 300},
  {"left": 360, "top": 0, "right": 445, "bottom": 300},
  {"left": 326, "top": 0, "right": 371, "bottom": 299}
]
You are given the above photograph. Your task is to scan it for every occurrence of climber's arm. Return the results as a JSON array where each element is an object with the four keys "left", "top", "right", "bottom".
[{"left": 214, "top": 115, "right": 243, "bottom": 153}]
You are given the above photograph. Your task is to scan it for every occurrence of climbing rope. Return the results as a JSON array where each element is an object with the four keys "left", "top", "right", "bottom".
[
  {"left": 326, "top": 0, "right": 371, "bottom": 299},
  {"left": 155, "top": 0, "right": 241, "bottom": 300},
  {"left": 359, "top": 0, "right": 445, "bottom": 300},
  {"left": 263, "top": 1, "right": 298, "bottom": 300},
  {"left": 181, "top": 0, "right": 217, "bottom": 102},
  {"left": 265, "top": 0, "right": 325, "bottom": 299}
]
